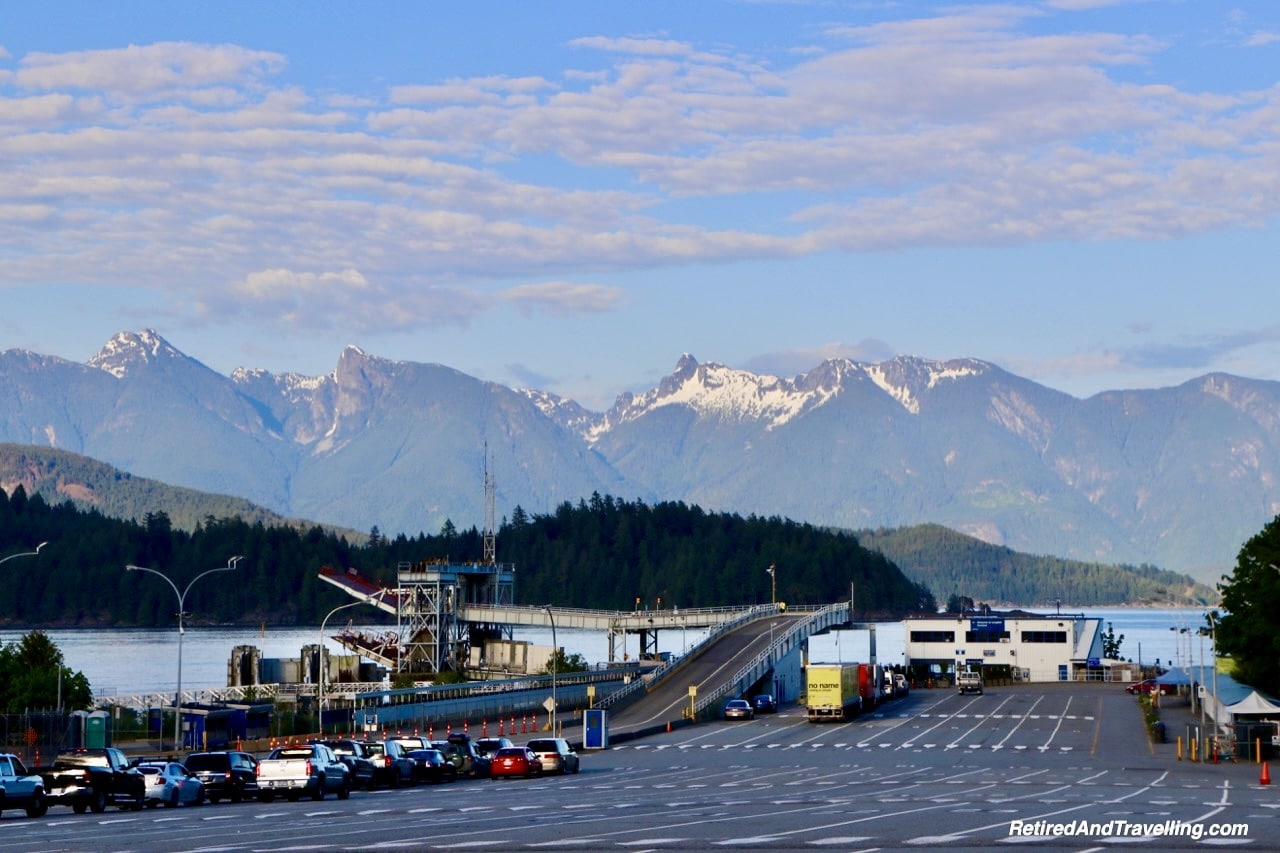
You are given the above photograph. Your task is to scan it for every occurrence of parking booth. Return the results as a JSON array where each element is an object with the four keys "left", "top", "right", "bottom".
[{"left": 583, "top": 709, "right": 608, "bottom": 750}]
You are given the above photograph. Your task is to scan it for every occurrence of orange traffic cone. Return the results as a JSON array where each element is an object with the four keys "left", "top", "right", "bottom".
[{"left": 1262, "top": 762, "right": 1272, "bottom": 786}]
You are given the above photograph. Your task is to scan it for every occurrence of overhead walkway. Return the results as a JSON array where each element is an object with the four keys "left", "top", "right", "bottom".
[{"left": 319, "top": 564, "right": 778, "bottom": 664}]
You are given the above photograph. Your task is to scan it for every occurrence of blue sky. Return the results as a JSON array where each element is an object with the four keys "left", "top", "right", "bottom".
[{"left": 2, "top": 1, "right": 1278, "bottom": 410}]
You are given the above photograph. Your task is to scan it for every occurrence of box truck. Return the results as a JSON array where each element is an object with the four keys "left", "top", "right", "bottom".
[{"left": 806, "top": 663, "right": 862, "bottom": 723}]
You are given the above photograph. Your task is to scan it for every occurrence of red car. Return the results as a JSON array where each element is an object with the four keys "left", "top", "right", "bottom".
[
  {"left": 1125, "top": 679, "right": 1175, "bottom": 695},
  {"left": 490, "top": 747, "right": 543, "bottom": 779}
]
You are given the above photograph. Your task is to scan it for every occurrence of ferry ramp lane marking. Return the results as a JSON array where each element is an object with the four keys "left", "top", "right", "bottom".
[
  {"left": 944, "top": 694, "right": 1016, "bottom": 750},
  {"left": 856, "top": 692, "right": 955, "bottom": 747},
  {"left": 905, "top": 799, "right": 1105, "bottom": 845},
  {"left": 990, "top": 768, "right": 1109, "bottom": 804},
  {"left": 992, "top": 695, "right": 1044, "bottom": 751},
  {"left": 1095, "top": 769, "right": 1166, "bottom": 804},
  {"left": 896, "top": 693, "right": 989, "bottom": 749},
  {"left": 1037, "top": 694, "right": 1073, "bottom": 751}
]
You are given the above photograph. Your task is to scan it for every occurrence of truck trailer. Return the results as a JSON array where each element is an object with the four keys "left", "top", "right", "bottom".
[{"left": 806, "top": 662, "right": 862, "bottom": 723}]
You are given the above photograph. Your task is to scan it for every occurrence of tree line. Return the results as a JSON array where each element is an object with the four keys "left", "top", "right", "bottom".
[
  {"left": 0, "top": 486, "right": 934, "bottom": 629},
  {"left": 857, "top": 523, "right": 1214, "bottom": 607}
]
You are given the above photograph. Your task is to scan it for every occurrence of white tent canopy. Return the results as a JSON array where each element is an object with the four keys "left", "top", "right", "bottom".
[{"left": 1227, "top": 690, "right": 1280, "bottom": 715}]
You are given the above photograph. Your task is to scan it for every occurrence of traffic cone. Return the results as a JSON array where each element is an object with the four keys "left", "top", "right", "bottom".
[
  {"left": 482, "top": 719, "right": 488, "bottom": 737},
  {"left": 498, "top": 718, "right": 504, "bottom": 736},
  {"left": 428, "top": 724, "right": 434, "bottom": 741},
  {"left": 464, "top": 719, "right": 469, "bottom": 735},
  {"left": 1262, "top": 762, "right": 1272, "bottom": 785}
]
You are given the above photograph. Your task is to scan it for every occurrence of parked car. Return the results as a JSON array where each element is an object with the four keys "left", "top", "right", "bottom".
[
  {"left": 256, "top": 743, "right": 351, "bottom": 802},
  {"left": 361, "top": 740, "right": 416, "bottom": 788},
  {"left": 0, "top": 753, "right": 48, "bottom": 818},
  {"left": 1126, "top": 679, "right": 1176, "bottom": 695},
  {"left": 474, "top": 737, "right": 514, "bottom": 759},
  {"left": 184, "top": 751, "right": 259, "bottom": 804},
  {"left": 387, "top": 736, "right": 427, "bottom": 752},
  {"left": 490, "top": 747, "right": 543, "bottom": 779},
  {"left": 432, "top": 734, "right": 491, "bottom": 778},
  {"left": 34, "top": 747, "right": 145, "bottom": 814},
  {"left": 525, "top": 738, "right": 579, "bottom": 775},
  {"left": 957, "top": 671, "right": 984, "bottom": 696},
  {"left": 751, "top": 694, "right": 778, "bottom": 713},
  {"left": 137, "top": 761, "right": 205, "bottom": 808},
  {"left": 724, "top": 699, "right": 755, "bottom": 720},
  {"left": 406, "top": 748, "right": 457, "bottom": 784},
  {"left": 313, "top": 739, "right": 378, "bottom": 790}
]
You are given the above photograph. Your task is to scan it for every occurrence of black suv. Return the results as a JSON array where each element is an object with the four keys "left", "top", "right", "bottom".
[
  {"left": 184, "top": 751, "right": 259, "bottom": 804},
  {"left": 432, "top": 734, "right": 491, "bottom": 778},
  {"left": 312, "top": 739, "right": 378, "bottom": 790}
]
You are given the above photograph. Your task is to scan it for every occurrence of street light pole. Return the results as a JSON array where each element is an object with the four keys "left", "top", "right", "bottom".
[
  {"left": 319, "top": 590, "right": 387, "bottom": 732},
  {"left": 767, "top": 563, "right": 776, "bottom": 605},
  {"left": 0, "top": 542, "right": 48, "bottom": 566},
  {"left": 127, "top": 555, "right": 242, "bottom": 751},
  {"left": 543, "top": 605, "right": 557, "bottom": 736}
]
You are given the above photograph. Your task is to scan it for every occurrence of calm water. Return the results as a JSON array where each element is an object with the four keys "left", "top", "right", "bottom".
[{"left": 0, "top": 607, "right": 1212, "bottom": 698}]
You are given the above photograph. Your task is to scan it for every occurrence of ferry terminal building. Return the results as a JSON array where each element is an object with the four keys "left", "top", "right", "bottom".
[{"left": 904, "top": 610, "right": 1113, "bottom": 684}]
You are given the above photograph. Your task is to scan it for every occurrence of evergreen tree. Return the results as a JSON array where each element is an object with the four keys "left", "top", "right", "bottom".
[{"left": 1215, "top": 515, "right": 1280, "bottom": 694}]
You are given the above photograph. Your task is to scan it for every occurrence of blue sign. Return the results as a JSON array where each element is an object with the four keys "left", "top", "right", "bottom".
[
  {"left": 970, "top": 617, "right": 1005, "bottom": 633},
  {"left": 1087, "top": 657, "right": 1101, "bottom": 667}
]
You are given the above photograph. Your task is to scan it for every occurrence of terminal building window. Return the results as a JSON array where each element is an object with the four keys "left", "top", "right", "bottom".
[
  {"left": 965, "top": 630, "right": 1010, "bottom": 643},
  {"left": 910, "top": 630, "right": 955, "bottom": 643},
  {"left": 1021, "top": 630, "right": 1068, "bottom": 643}
]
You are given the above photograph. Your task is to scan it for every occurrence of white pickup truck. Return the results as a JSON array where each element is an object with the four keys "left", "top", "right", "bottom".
[
  {"left": 0, "top": 753, "right": 49, "bottom": 818},
  {"left": 255, "top": 744, "right": 351, "bottom": 802},
  {"left": 957, "top": 670, "right": 984, "bottom": 695}
]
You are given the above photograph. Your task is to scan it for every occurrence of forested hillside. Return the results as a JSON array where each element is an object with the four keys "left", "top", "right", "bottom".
[
  {"left": 856, "top": 523, "right": 1216, "bottom": 607},
  {"left": 0, "top": 487, "right": 934, "bottom": 627},
  {"left": 0, "top": 443, "right": 358, "bottom": 537}
]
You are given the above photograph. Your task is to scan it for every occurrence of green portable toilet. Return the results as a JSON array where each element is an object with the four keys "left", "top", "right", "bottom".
[{"left": 85, "top": 710, "right": 112, "bottom": 748}]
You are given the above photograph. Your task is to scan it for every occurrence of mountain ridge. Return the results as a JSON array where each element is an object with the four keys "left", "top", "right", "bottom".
[{"left": 2, "top": 329, "right": 1277, "bottom": 582}]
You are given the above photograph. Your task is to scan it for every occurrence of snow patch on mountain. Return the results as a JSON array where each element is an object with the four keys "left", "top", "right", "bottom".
[
  {"left": 588, "top": 354, "right": 990, "bottom": 440},
  {"left": 88, "top": 329, "right": 176, "bottom": 378}
]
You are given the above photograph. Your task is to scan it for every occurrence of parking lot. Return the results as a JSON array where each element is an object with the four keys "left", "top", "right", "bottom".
[{"left": 0, "top": 682, "right": 1274, "bottom": 850}]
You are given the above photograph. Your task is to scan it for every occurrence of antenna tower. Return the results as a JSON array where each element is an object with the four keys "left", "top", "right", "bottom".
[{"left": 483, "top": 447, "right": 497, "bottom": 565}]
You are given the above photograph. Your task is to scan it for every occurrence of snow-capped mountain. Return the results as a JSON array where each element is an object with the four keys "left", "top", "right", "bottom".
[{"left": 3, "top": 330, "right": 1279, "bottom": 583}]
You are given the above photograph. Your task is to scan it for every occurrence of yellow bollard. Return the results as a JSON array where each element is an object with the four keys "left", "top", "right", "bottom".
[
  {"left": 1177, "top": 736, "right": 1183, "bottom": 761},
  {"left": 1258, "top": 737, "right": 1263, "bottom": 765},
  {"left": 1191, "top": 737, "right": 1198, "bottom": 763}
]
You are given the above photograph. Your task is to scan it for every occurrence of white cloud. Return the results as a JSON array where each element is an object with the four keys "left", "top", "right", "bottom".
[
  {"left": 1244, "top": 31, "right": 1280, "bottom": 47},
  {"left": 0, "top": 11, "right": 1277, "bottom": 344},
  {"left": 500, "top": 281, "right": 624, "bottom": 317},
  {"left": 12, "top": 42, "right": 285, "bottom": 96}
]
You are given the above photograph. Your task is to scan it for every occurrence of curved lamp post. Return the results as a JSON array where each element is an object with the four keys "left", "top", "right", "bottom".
[
  {"left": 767, "top": 563, "right": 777, "bottom": 605},
  {"left": 127, "top": 555, "right": 243, "bottom": 750},
  {"left": 0, "top": 541, "right": 48, "bottom": 566},
  {"left": 542, "top": 604, "right": 557, "bottom": 736},
  {"left": 319, "top": 589, "right": 387, "bottom": 731}
]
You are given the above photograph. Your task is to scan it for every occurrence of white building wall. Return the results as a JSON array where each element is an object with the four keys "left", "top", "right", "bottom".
[{"left": 905, "top": 614, "right": 1100, "bottom": 682}]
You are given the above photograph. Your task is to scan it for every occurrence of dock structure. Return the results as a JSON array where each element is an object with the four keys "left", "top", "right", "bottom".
[
  {"left": 319, "top": 560, "right": 516, "bottom": 676},
  {"left": 319, "top": 563, "right": 781, "bottom": 678}
]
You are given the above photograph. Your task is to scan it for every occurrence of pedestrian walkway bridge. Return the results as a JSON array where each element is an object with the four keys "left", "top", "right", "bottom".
[{"left": 318, "top": 563, "right": 790, "bottom": 668}]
